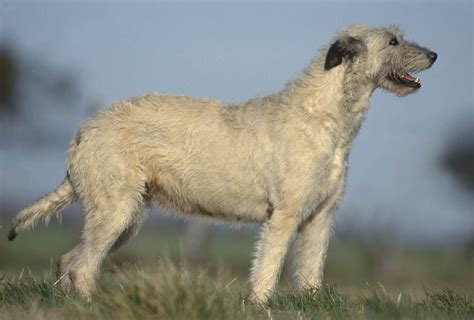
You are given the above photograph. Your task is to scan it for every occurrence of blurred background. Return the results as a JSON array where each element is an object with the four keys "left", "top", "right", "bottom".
[{"left": 0, "top": 1, "right": 472, "bottom": 296}]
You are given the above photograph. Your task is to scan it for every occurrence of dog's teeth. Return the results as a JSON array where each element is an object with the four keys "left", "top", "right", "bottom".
[{"left": 415, "top": 77, "right": 420, "bottom": 83}]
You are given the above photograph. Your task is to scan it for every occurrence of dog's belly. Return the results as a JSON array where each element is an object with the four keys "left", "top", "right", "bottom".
[
  {"left": 149, "top": 170, "right": 270, "bottom": 223},
  {"left": 192, "top": 190, "right": 270, "bottom": 223}
]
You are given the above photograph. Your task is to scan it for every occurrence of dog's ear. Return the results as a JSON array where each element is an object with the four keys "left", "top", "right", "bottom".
[{"left": 324, "top": 36, "right": 364, "bottom": 70}]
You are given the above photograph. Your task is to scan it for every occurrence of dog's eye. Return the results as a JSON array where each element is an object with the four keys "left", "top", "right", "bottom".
[{"left": 389, "top": 38, "right": 399, "bottom": 46}]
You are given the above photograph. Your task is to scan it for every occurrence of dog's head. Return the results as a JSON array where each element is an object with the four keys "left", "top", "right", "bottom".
[{"left": 325, "top": 24, "right": 437, "bottom": 96}]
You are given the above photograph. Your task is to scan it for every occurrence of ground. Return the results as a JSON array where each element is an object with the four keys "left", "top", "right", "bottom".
[{"left": 0, "top": 223, "right": 473, "bottom": 319}]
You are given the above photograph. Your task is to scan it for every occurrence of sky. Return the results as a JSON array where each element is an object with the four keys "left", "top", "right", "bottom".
[{"left": 0, "top": 1, "right": 473, "bottom": 245}]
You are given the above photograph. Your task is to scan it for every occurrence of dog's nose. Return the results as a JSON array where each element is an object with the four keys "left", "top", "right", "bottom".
[{"left": 428, "top": 51, "right": 438, "bottom": 63}]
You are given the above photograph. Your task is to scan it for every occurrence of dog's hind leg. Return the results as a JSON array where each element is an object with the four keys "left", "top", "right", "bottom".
[
  {"left": 57, "top": 244, "right": 81, "bottom": 287},
  {"left": 57, "top": 180, "right": 147, "bottom": 298},
  {"left": 108, "top": 199, "right": 150, "bottom": 255},
  {"left": 57, "top": 198, "right": 149, "bottom": 289}
]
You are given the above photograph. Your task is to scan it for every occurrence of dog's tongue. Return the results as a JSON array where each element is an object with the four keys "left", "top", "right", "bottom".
[{"left": 403, "top": 73, "right": 416, "bottom": 81}]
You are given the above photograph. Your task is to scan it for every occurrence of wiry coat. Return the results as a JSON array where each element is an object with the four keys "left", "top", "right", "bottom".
[{"left": 8, "top": 24, "right": 436, "bottom": 303}]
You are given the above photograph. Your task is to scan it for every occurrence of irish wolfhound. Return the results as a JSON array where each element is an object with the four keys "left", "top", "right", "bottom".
[{"left": 8, "top": 25, "right": 437, "bottom": 303}]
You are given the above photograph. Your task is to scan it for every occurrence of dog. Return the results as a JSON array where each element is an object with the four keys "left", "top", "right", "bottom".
[{"left": 8, "top": 24, "right": 437, "bottom": 303}]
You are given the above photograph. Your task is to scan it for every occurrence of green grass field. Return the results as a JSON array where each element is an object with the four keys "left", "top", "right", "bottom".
[{"left": 1, "top": 224, "right": 473, "bottom": 319}]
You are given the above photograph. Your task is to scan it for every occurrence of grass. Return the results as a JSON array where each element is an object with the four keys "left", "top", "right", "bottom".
[
  {"left": 0, "top": 262, "right": 472, "bottom": 320},
  {"left": 0, "top": 223, "right": 473, "bottom": 319}
]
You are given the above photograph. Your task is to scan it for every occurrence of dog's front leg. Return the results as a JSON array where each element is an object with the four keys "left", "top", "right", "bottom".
[
  {"left": 292, "top": 186, "right": 344, "bottom": 290},
  {"left": 248, "top": 209, "right": 299, "bottom": 304}
]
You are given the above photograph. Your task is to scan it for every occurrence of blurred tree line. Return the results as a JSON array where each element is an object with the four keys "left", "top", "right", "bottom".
[
  {"left": 0, "top": 47, "right": 15, "bottom": 110},
  {"left": 440, "top": 115, "right": 474, "bottom": 253},
  {"left": 441, "top": 123, "right": 474, "bottom": 192},
  {"left": 0, "top": 43, "right": 82, "bottom": 147}
]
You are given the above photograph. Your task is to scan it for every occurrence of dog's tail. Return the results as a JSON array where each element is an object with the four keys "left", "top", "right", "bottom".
[{"left": 8, "top": 177, "right": 76, "bottom": 241}]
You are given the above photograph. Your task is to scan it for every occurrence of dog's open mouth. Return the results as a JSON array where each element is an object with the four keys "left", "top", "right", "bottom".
[{"left": 389, "top": 72, "right": 422, "bottom": 88}]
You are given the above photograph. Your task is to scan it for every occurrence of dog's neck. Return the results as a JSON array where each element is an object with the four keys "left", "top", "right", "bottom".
[
  {"left": 281, "top": 57, "right": 375, "bottom": 146},
  {"left": 337, "top": 62, "right": 375, "bottom": 146}
]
